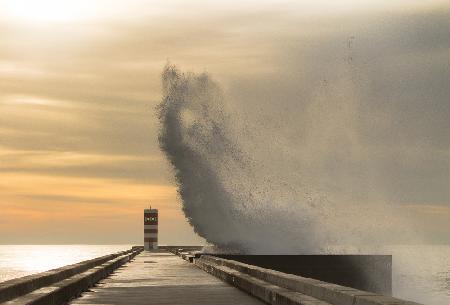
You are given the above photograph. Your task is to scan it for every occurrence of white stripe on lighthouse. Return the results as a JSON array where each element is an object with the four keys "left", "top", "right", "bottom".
[{"left": 144, "top": 225, "right": 158, "bottom": 229}]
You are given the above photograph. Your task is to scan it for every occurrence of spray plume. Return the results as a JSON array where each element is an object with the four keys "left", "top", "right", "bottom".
[{"left": 157, "top": 64, "right": 414, "bottom": 254}]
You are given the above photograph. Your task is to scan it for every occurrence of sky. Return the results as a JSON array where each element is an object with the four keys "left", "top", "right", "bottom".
[{"left": 0, "top": 0, "right": 449, "bottom": 245}]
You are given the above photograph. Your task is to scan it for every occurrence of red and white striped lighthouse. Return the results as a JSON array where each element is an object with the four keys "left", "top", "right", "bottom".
[{"left": 144, "top": 208, "right": 158, "bottom": 250}]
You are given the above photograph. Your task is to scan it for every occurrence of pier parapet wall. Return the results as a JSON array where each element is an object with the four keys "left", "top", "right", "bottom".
[
  {"left": 212, "top": 254, "right": 392, "bottom": 295},
  {"left": 194, "top": 254, "right": 422, "bottom": 305},
  {"left": 0, "top": 247, "right": 143, "bottom": 305}
]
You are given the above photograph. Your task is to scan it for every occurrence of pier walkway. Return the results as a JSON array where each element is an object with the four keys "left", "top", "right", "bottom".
[{"left": 70, "top": 251, "right": 264, "bottom": 305}]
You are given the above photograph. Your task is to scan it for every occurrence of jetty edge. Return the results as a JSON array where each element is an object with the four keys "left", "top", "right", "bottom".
[
  {"left": 172, "top": 247, "right": 423, "bottom": 305},
  {"left": 0, "top": 246, "right": 143, "bottom": 305},
  {"left": 1, "top": 247, "right": 424, "bottom": 305}
]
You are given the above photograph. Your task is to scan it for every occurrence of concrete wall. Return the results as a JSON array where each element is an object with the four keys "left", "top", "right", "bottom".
[
  {"left": 0, "top": 247, "right": 142, "bottom": 305},
  {"left": 195, "top": 255, "right": 422, "bottom": 305},
  {"left": 211, "top": 254, "right": 392, "bottom": 295}
]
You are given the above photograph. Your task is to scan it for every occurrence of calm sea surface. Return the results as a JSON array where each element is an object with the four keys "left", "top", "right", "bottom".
[
  {"left": 0, "top": 244, "right": 449, "bottom": 305},
  {"left": 389, "top": 245, "right": 450, "bottom": 305},
  {"left": 0, "top": 245, "right": 131, "bottom": 282}
]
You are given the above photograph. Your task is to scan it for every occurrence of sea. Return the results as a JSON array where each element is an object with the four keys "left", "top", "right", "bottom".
[
  {"left": 0, "top": 244, "right": 449, "bottom": 305},
  {"left": 0, "top": 245, "right": 131, "bottom": 282}
]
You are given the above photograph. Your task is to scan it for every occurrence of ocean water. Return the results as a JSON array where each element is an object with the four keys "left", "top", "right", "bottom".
[
  {"left": 322, "top": 244, "right": 450, "bottom": 305},
  {"left": 0, "top": 244, "right": 449, "bottom": 305},
  {"left": 390, "top": 245, "right": 450, "bottom": 305},
  {"left": 0, "top": 245, "right": 131, "bottom": 283}
]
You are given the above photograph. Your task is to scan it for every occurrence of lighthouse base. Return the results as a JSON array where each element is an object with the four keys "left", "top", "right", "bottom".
[{"left": 145, "top": 242, "right": 158, "bottom": 251}]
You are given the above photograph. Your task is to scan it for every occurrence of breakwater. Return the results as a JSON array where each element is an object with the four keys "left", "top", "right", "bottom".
[
  {"left": 0, "top": 247, "right": 424, "bottom": 305},
  {"left": 213, "top": 254, "right": 392, "bottom": 295},
  {"left": 195, "top": 255, "right": 396, "bottom": 305},
  {"left": 172, "top": 247, "right": 422, "bottom": 305}
]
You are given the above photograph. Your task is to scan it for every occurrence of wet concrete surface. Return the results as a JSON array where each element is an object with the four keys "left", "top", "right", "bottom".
[{"left": 70, "top": 251, "right": 265, "bottom": 305}]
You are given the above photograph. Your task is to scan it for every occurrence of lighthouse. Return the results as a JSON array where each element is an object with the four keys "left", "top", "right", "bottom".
[{"left": 144, "top": 208, "right": 158, "bottom": 250}]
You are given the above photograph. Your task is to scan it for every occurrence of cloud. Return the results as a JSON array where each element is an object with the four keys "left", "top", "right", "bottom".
[
  {"left": 0, "top": 148, "right": 171, "bottom": 182},
  {"left": 0, "top": 1, "right": 448, "bottom": 244}
]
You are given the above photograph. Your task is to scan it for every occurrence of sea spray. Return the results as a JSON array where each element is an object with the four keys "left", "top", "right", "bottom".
[{"left": 157, "top": 64, "right": 415, "bottom": 253}]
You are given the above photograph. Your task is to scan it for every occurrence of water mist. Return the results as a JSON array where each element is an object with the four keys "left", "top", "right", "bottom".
[{"left": 157, "top": 64, "right": 415, "bottom": 254}]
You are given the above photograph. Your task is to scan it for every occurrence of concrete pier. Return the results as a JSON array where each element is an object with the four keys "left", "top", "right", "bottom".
[
  {"left": 1, "top": 248, "right": 423, "bottom": 305},
  {"left": 70, "top": 251, "right": 264, "bottom": 305}
]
